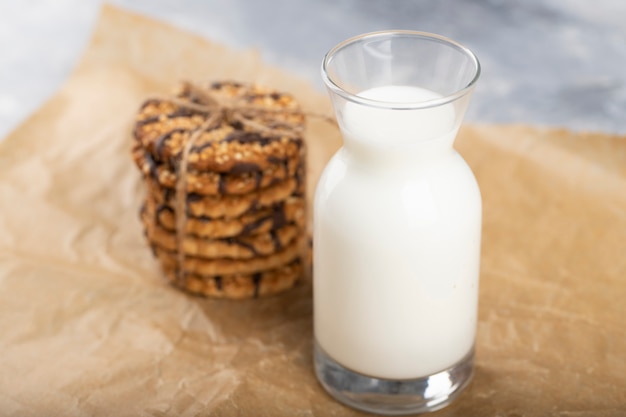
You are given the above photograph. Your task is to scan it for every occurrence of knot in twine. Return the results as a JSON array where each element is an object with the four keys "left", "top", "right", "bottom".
[{"left": 150, "top": 81, "right": 335, "bottom": 285}]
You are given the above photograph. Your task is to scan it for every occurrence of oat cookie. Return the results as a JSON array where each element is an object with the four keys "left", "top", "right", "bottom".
[
  {"left": 133, "top": 81, "right": 306, "bottom": 174},
  {"left": 145, "top": 175, "right": 302, "bottom": 219},
  {"left": 151, "top": 234, "right": 306, "bottom": 276},
  {"left": 142, "top": 207, "right": 301, "bottom": 259},
  {"left": 162, "top": 257, "right": 303, "bottom": 299},
  {"left": 132, "top": 80, "right": 308, "bottom": 299},
  {"left": 144, "top": 196, "right": 306, "bottom": 239},
  {"left": 132, "top": 142, "right": 303, "bottom": 196}
]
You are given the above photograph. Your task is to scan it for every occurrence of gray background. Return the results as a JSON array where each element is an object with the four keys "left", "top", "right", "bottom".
[{"left": 1, "top": 0, "right": 625, "bottom": 139}]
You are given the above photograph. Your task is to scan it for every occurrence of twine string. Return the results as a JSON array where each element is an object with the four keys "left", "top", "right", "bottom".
[{"left": 155, "top": 81, "right": 335, "bottom": 285}]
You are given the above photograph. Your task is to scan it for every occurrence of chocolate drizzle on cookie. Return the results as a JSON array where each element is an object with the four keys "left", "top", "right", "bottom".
[
  {"left": 189, "top": 141, "right": 213, "bottom": 154},
  {"left": 267, "top": 155, "right": 285, "bottom": 165},
  {"left": 226, "top": 237, "right": 259, "bottom": 257},
  {"left": 143, "top": 150, "right": 160, "bottom": 180},
  {"left": 138, "top": 108, "right": 202, "bottom": 128},
  {"left": 239, "top": 203, "right": 283, "bottom": 236},
  {"left": 186, "top": 192, "right": 203, "bottom": 203},
  {"left": 240, "top": 216, "right": 269, "bottom": 236},
  {"left": 214, "top": 275, "right": 223, "bottom": 290},
  {"left": 228, "top": 162, "right": 262, "bottom": 174},
  {"left": 155, "top": 128, "right": 187, "bottom": 160},
  {"left": 253, "top": 171, "right": 263, "bottom": 189},
  {"left": 293, "top": 164, "right": 303, "bottom": 195},
  {"left": 222, "top": 131, "right": 281, "bottom": 147},
  {"left": 272, "top": 202, "right": 287, "bottom": 230},
  {"left": 217, "top": 174, "right": 227, "bottom": 195},
  {"left": 155, "top": 203, "right": 171, "bottom": 222},
  {"left": 270, "top": 229, "right": 282, "bottom": 251},
  {"left": 252, "top": 272, "right": 262, "bottom": 298}
]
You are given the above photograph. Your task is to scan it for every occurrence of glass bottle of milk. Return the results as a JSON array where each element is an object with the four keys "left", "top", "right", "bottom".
[{"left": 314, "top": 31, "right": 481, "bottom": 415}]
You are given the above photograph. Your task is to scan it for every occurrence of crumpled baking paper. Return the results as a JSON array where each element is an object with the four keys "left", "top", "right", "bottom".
[{"left": 0, "top": 4, "right": 624, "bottom": 416}]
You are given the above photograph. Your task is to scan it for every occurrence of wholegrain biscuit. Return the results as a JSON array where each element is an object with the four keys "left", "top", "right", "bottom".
[
  {"left": 145, "top": 175, "right": 302, "bottom": 219},
  {"left": 144, "top": 196, "right": 306, "bottom": 239},
  {"left": 132, "top": 80, "right": 309, "bottom": 300},
  {"left": 151, "top": 234, "right": 307, "bottom": 276},
  {"left": 141, "top": 206, "right": 301, "bottom": 259},
  {"left": 162, "top": 257, "right": 303, "bottom": 299},
  {"left": 132, "top": 142, "right": 303, "bottom": 195},
  {"left": 133, "top": 81, "right": 306, "bottom": 174}
]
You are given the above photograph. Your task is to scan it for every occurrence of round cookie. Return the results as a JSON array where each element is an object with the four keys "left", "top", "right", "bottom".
[
  {"left": 144, "top": 196, "right": 306, "bottom": 239},
  {"left": 141, "top": 206, "right": 302, "bottom": 259},
  {"left": 145, "top": 175, "right": 302, "bottom": 219},
  {"left": 132, "top": 142, "right": 303, "bottom": 196},
  {"left": 162, "top": 257, "right": 303, "bottom": 299},
  {"left": 151, "top": 234, "right": 307, "bottom": 276},
  {"left": 131, "top": 80, "right": 310, "bottom": 300},
  {"left": 133, "top": 81, "right": 306, "bottom": 174}
]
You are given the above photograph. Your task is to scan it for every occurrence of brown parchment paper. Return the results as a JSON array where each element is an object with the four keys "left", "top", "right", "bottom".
[{"left": 0, "top": 5, "right": 624, "bottom": 416}]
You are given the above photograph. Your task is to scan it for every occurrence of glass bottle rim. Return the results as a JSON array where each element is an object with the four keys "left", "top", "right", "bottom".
[{"left": 321, "top": 30, "right": 481, "bottom": 110}]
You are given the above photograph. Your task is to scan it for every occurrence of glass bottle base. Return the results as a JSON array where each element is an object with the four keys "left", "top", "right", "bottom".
[{"left": 313, "top": 342, "right": 474, "bottom": 415}]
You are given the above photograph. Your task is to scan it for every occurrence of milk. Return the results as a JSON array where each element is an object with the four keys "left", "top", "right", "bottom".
[{"left": 313, "top": 85, "right": 481, "bottom": 380}]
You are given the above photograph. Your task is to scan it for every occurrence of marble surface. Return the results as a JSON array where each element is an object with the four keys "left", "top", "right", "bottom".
[{"left": 1, "top": 0, "right": 625, "bottom": 139}]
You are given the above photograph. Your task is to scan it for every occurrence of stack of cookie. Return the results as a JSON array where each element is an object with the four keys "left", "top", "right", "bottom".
[{"left": 131, "top": 81, "right": 307, "bottom": 299}]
